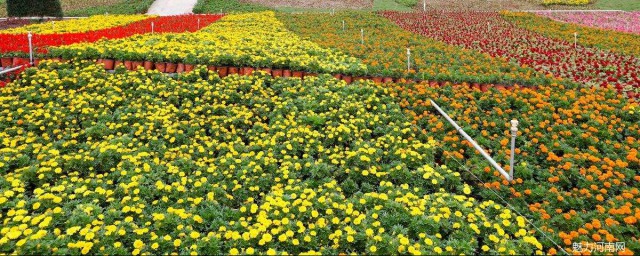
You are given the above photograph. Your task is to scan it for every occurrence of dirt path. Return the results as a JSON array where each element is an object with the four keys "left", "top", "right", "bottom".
[{"left": 147, "top": 0, "right": 198, "bottom": 16}]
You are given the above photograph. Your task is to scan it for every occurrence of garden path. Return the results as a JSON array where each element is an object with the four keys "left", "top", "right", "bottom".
[{"left": 147, "top": 0, "right": 198, "bottom": 16}]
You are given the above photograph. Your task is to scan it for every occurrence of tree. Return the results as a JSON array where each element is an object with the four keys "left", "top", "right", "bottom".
[{"left": 7, "top": 0, "right": 63, "bottom": 17}]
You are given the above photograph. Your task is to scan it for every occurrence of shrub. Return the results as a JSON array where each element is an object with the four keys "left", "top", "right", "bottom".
[{"left": 7, "top": 0, "right": 62, "bottom": 17}]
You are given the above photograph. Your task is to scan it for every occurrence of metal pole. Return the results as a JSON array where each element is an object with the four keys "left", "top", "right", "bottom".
[
  {"left": 151, "top": 22, "right": 155, "bottom": 34},
  {"left": 423, "top": 0, "right": 426, "bottom": 11},
  {"left": 342, "top": 20, "right": 345, "bottom": 31},
  {"left": 361, "top": 29, "right": 364, "bottom": 44},
  {"left": 0, "top": 65, "right": 24, "bottom": 75},
  {"left": 509, "top": 120, "right": 518, "bottom": 179},
  {"left": 574, "top": 32, "right": 577, "bottom": 48},
  {"left": 406, "top": 48, "right": 411, "bottom": 72},
  {"left": 28, "top": 32, "right": 34, "bottom": 66},
  {"left": 429, "top": 99, "right": 514, "bottom": 181}
]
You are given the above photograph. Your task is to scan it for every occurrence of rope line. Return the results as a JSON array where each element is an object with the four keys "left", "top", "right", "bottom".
[{"left": 434, "top": 144, "right": 570, "bottom": 255}]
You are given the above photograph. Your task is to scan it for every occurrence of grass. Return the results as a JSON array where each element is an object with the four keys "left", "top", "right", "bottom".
[
  {"left": 0, "top": 0, "right": 6, "bottom": 17},
  {"left": 592, "top": 0, "right": 640, "bottom": 10},
  {"left": 372, "top": 0, "right": 413, "bottom": 11},
  {"left": 0, "top": 0, "right": 154, "bottom": 17},
  {"left": 193, "top": 0, "right": 271, "bottom": 14},
  {"left": 64, "top": 0, "right": 155, "bottom": 16}
]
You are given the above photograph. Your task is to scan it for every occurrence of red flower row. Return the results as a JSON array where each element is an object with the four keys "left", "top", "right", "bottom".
[
  {"left": 381, "top": 11, "right": 640, "bottom": 92},
  {"left": 0, "top": 15, "right": 224, "bottom": 55}
]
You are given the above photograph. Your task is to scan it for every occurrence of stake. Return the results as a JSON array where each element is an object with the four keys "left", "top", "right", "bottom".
[
  {"left": 423, "top": 0, "right": 426, "bottom": 11},
  {"left": 574, "top": 32, "right": 577, "bottom": 48},
  {"left": 28, "top": 32, "right": 34, "bottom": 66},
  {"left": 360, "top": 28, "right": 364, "bottom": 44},
  {"left": 151, "top": 22, "right": 155, "bottom": 34},
  {"left": 52, "top": 21, "right": 54, "bottom": 31},
  {"left": 406, "top": 48, "right": 411, "bottom": 72},
  {"left": 509, "top": 120, "right": 519, "bottom": 179},
  {"left": 342, "top": 20, "right": 345, "bottom": 31},
  {"left": 197, "top": 19, "right": 200, "bottom": 30},
  {"left": 430, "top": 99, "right": 515, "bottom": 181}
]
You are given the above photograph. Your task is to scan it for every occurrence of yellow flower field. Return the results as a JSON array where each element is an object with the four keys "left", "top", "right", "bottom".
[
  {"left": 541, "top": 0, "right": 590, "bottom": 5},
  {"left": 50, "top": 12, "right": 366, "bottom": 75},
  {"left": 0, "top": 61, "right": 543, "bottom": 254},
  {"left": 0, "top": 15, "right": 151, "bottom": 34}
]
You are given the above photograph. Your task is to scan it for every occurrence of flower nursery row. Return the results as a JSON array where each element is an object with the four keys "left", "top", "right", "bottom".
[
  {"left": 278, "top": 12, "right": 553, "bottom": 87},
  {"left": 0, "top": 15, "right": 151, "bottom": 35},
  {"left": 0, "top": 14, "right": 224, "bottom": 57},
  {"left": 505, "top": 12, "right": 640, "bottom": 57},
  {"left": 540, "top": 0, "right": 591, "bottom": 6},
  {"left": 384, "top": 78, "right": 639, "bottom": 253},
  {"left": 49, "top": 12, "right": 368, "bottom": 76},
  {"left": 0, "top": 61, "right": 544, "bottom": 254},
  {"left": 381, "top": 11, "right": 640, "bottom": 95},
  {"left": 533, "top": 11, "right": 640, "bottom": 35}
]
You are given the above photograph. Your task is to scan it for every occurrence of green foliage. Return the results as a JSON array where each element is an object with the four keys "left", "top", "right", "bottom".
[
  {"left": 193, "top": 0, "right": 271, "bottom": 13},
  {"left": 394, "top": 0, "right": 419, "bottom": 8},
  {"left": 592, "top": 0, "right": 640, "bottom": 10},
  {"left": 65, "top": 0, "right": 155, "bottom": 16},
  {"left": 372, "top": 0, "right": 413, "bottom": 11},
  {"left": 7, "top": 0, "right": 63, "bottom": 17}
]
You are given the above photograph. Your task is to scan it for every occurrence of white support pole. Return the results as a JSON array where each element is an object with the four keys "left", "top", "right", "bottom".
[
  {"left": 361, "top": 28, "right": 364, "bottom": 44},
  {"left": 28, "top": 32, "right": 34, "bottom": 66},
  {"left": 573, "top": 32, "right": 577, "bottom": 48},
  {"left": 406, "top": 48, "right": 411, "bottom": 72},
  {"left": 197, "top": 19, "right": 200, "bottom": 30},
  {"left": 151, "top": 22, "right": 155, "bottom": 34},
  {"left": 51, "top": 21, "right": 55, "bottom": 31},
  {"left": 429, "top": 99, "right": 514, "bottom": 181},
  {"left": 342, "top": 20, "right": 345, "bottom": 31},
  {"left": 509, "top": 120, "right": 519, "bottom": 179},
  {"left": 423, "top": 0, "right": 426, "bottom": 12},
  {"left": 0, "top": 65, "right": 24, "bottom": 76}
]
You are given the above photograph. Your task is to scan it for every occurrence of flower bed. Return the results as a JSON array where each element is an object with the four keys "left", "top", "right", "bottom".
[
  {"left": 0, "top": 15, "right": 151, "bottom": 34},
  {"left": 541, "top": 0, "right": 591, "bottom": 6},
  {"left": 0, "top": 19, "right": 34, "bottom": 30},
  {"left": 49, "top": 12, "right": 367, "bottom": 75},
  {"left": 533, "top": 11, "right": 640, "bottom": 35},
  {"left": 506, "top": 11, "right": 640, "bottom": 56},
  {"left": 0, "top": 61, "right": 544, "bottom": 254},
  {"left": 385, "top": 80, "right": 639, "bottom": 254},
  {"left": 241, "top": 0, "right": 372, "bottom": 9},
  {"left": 0, "top": 15, "right": 224, "bottom": 59},
  {"left": 278, "top": 12, "right": 552, "bottom": 87},
  {"left": 381, "top": 11, "right": 640, "bottom": 96}
]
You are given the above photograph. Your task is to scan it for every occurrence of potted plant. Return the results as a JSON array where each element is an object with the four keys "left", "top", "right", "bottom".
[
  {"left": 216, "top": 54, "right": 235, "bottom": 77},
  {"left": 142, "top": 53, "right": 154, "bottom": 71},
  {"left": 291, "top": 62, "right": 304, "bottom": 78},
  {"left": 1, "top": 53, "right": 13, "bottom": 68},
  {"left": 166, "top": 53, "right": 180, "bottom": 73},
  {"left": 151, "top": 52, "right": 166, "bottom": 72},
  {"left": 184, "top": 53, "right": 198, "bottom": 73},
  {"left": 256, "top": 58, "right": 272, "bottom": 76}
]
